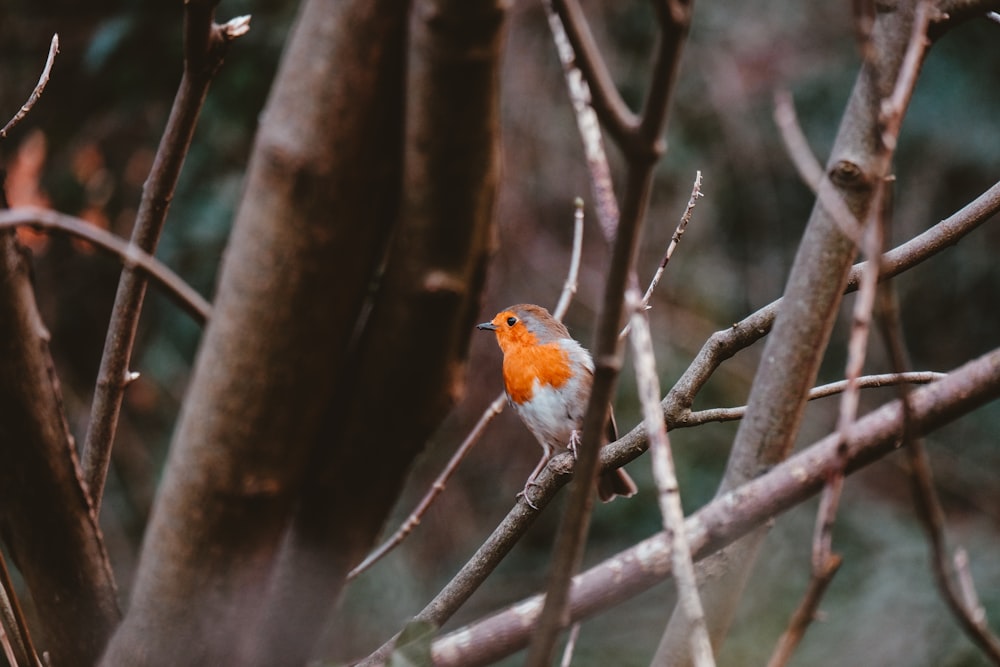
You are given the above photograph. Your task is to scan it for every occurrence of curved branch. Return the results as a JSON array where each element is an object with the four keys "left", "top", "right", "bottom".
[
  {"left": 550, "top": 0, "right": 638, "bottom": 145},
  {"left": 664, "top": 177, "right": 1000, "bottom": 425},
  {"left": 0, "top": 207, "right": 211, "bottom": 324},
  {"left": 429, "top": 346, "right": 1000, "bottom": 666},
  {"left": 0, "top": 34, "right": 58, "bottom": 141}
]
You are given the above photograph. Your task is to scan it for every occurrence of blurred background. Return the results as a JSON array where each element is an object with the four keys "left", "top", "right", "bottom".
[{"left": 2, "top": 0, "right": 999, "bottom": 664}]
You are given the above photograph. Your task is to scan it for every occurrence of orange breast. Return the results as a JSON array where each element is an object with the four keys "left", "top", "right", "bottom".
[{"left": 502, "top": 342, "right": 573, "bottom": 404}]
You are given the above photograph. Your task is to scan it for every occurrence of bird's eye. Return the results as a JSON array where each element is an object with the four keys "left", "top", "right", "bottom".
[{"left": 506, "top": 316, "right": 518, "bottom": 327}]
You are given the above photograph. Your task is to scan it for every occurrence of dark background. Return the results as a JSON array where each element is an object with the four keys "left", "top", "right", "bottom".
[{"left": 2, "top": 1, "right": 998, "bottom": 664}]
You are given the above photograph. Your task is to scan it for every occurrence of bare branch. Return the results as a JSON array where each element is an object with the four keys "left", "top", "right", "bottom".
[
  {"left": 0, "top": 35, "right": 58, "bottom": 141},
  {"left": 553, "top": 197, "right": 587, "bottom": 320},
  {"left": 0, "top": 551, "right": 42, "bottom": 667},
  {"left": 82, "top": 0, "right": 248, "bottom": 511},
  {"left": 545, "top": 1, "right": 619, "bottom": 242},
  {"left": 878, "top": 288, "right": 1000, "bottom": 661},
  {"left": 773, "top": 90, "right": 863, "bottom": 245},
  {"left": 429, "top": 345, "right": 1000, "bottom": 666},
  {"left": 628, "top": 288, "right": 714, "bottom": 667},
  {"left": 682, "top": 371, "right": 944, "bottom": 426},
  {"left": 0, "top": 207, "right": 210, "bottom": 324},
  {"left": 765, "top": 554, "right": 842, "bottom": 667},
  {"left": 664, "top": 177, "right": 1000, "bottom": 428},
  {"left": 549, "top": 0, "right": 638, "bottom": 146},
  {"left": 642, "top": 170, "right": 702, "bottom": 307},
  {"left": 878, "top": 2, "right": 942, "bottom": 152},
  {"left": 348, "top": 201, "right": 585, "bottom": 581}
]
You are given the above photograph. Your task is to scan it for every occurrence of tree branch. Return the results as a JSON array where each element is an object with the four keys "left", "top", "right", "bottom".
[
  {"left": 0, "top": 34, "right": 58, "bottom": 140},
  {"left": 347, "top": 201, "right": 584, "bottom": 582},
  {"left": 550, "top": 0, "right": 638, "bottom": 146},
  {"left": 0, "top": 207, "right": 210, "bottom": 324},
  {"left": 357, "top": 172, "right": 996, "bottom": 665},
  {"left": 429, "top": 345, "right": 1000, "bottom": 666},
  {"left": 525, "top": 3, "right": 693, "bottom": 663},
  {"left": 0, "top": 231, "right": 121, "bottom": 665},
  {"left": 99, "top": 0, "right": 409, "bottom": 662},
  {"left": 82, "top": 0, "right": 247, "bottom": 512},
  {"left": 878, "top": 286, "right": 1000, "bottom": 661},
  {"left": 628, "top": 289, "right": 714, "bottom": 667}
]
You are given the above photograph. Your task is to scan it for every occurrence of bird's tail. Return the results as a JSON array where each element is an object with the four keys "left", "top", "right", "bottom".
[{"left": 598, "top": 466, "right": 637, "bottom": 502}]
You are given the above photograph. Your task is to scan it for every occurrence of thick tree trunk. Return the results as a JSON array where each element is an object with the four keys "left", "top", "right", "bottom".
[
  {"left": 0, "top": 232, "right": 121, "bottom": 666},
  {"left": 99, "top": 0, "right": 410, "bottom": 662}
]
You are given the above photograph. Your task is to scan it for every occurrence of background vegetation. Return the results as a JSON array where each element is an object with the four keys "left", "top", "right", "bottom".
[{"left": 1, "top": 0, "right": 998, "bottom": 665}]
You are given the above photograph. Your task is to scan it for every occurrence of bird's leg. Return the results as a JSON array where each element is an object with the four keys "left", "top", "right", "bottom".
[
  {"left": 517, "top": 444, "right": 553, "bottom": 510},
  {"left": 567, "top": 429, "right": 581, "bottom": 458}
]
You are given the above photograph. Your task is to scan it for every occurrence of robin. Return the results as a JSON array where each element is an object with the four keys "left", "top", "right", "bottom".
[{"left": 477, "top": 304, "right": 637, "bottom": 505}]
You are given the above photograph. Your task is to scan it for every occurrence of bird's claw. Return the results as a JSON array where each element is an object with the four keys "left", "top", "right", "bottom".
[
  {"left": 516, "top": 480, "right": 543, "bottom": 510},
  {"left": 568, "top": 430, "right": 581, "bottom": 458}
]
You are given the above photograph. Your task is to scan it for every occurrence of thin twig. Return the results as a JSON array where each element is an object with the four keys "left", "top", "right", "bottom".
[
  {"left": 0, "top": 551, "right": 41, "bottom": 667},
  {"left": 665, "top": 177, "right": 1000, "bottom": 428},
  {"left": 810, "top": 185, "right": 886, "bottom": 579},
  {"left": 526, "top": 0, "right": 694, "bottom": 662},
  {"left": 878, "top": 2, "right": 940, "bottom": 151},
  {"left": 681, "top": 372, "right": 943, "bottom": 426},
  {"left": 621, "top": 170, "right": 702, "bottom": 338},
  {"left": 773, "top": 8, "right": 939, "bottom": 656},
  {"left": 0, "top": 35, "right": 59, "bottom": 141},
  {"left": 545, "top": 1, "right": 618, "bottom": 243},
  {"left": 628, "top": 287, "right": 714, "bottom": 667},
  {"left": 773, "top": 90, "right": 863, "bottom": 245},
  {"left": 525, "top": 5, "right": 626, "bottom": 665},
  {"left": 641, "top": 170, "right": 702, "bottom": 307},
  {"left": 0, "top": 207, "right": 210, "bottom": 323},
  {"left": 559, "top": 622, "right": 582, "bottom": 667},
  {"left": 766, "top": 554, "right": 842, "bottom": 667},
  {"left": 549, "top": 0, "right": 638, "bottom": 148},
  {"left": 347, "top": 200, "right": 587, "bottom": 581},
  {"left": 878, "top": 287, "right": 1000, "bottom": 662},
  {"left": 427, "top": 345, "right": 1000, "bottom": 666},
  {"left": 82, "top": 2, "right": 248, "bottom": 510},
  {"left": 953, "top": 549, "right": 987, "bottom": 626},
  {"left": 346, "top": 395, "right": 505, "bottom": 581},
  {"left": 553, "top": 197, "right": 587, "bottom": 320}
]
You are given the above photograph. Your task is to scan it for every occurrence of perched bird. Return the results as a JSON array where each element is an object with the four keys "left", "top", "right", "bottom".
[{"left": 477, "top": 304, "right": 637, "bottom": 504}]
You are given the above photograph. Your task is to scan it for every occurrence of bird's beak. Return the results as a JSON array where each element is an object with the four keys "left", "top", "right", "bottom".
[{"left": 476, "top": 321, "right": 497, "bottom": 331}]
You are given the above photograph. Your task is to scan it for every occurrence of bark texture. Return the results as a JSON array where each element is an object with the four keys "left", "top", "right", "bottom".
[
  {"left": 99, "top": 0, "right": 410, "bottom": 662},
  {"left": 0, "top": 232, "right": 120, "bottom": 666},
  {"left": 254, "top": 0, "right": 505, "bottom": 661},
  {"left": 655, "top": 2, "right": 929, "bottom": 664}
]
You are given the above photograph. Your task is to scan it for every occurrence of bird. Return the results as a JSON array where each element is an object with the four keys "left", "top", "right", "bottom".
[{"left": 477, "top": 303, "right": 637, "bottom": 505}]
